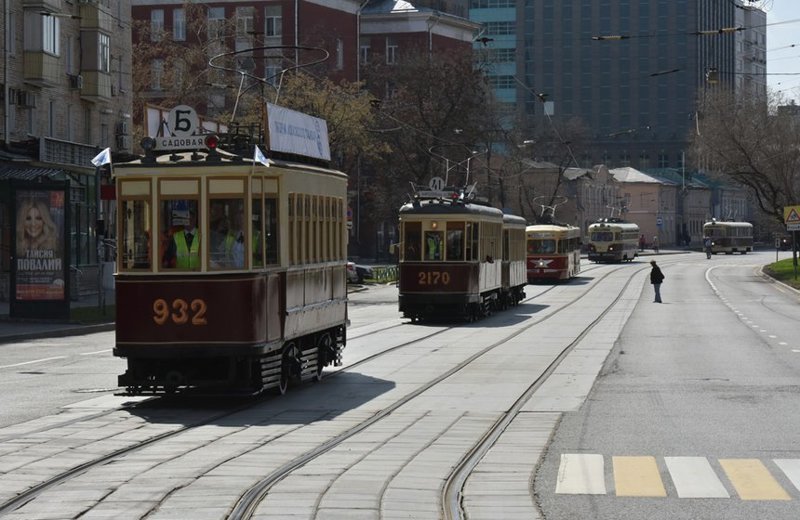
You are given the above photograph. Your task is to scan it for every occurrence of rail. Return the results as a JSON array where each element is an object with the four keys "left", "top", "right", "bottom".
[{"left": 366, "top": 265, "right": 398, "bottom": 284}]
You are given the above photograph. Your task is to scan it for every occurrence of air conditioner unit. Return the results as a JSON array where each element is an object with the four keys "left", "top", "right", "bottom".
[
  {"left": 117, "top": 121, "right": 129, "bottom": 135},
  {"left": 117, "top": 135, "right": 132, "bottom": 150},
  {"left": 69, "top": 74, "right": 83, "bottom": 89}
]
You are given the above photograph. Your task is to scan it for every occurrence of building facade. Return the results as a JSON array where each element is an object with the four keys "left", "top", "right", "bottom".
[
  {"left": 471, "top": 0, "right": 767, "bottom": 170},
  {"left": 0, "top": 0, "right": 133, "bottom": 306}
]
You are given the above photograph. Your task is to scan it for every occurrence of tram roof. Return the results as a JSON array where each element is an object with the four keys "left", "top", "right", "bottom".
[
  {"left": 112, "top": 149, "right": 346, "bottom": 178},
  {"left": 526, "top": 224, "right": 581, "bottom": 235},
  {"left": 588, "top": 219, "right": 640, "bottom": 231},
  {"left": 399, "top": 198, "right": 504, "bottom": 218},
  {"left": 703, "top": 220, "right": 752, "bottom": 228}
]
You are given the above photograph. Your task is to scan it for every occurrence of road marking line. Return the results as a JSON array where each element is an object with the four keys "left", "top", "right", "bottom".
[
  {"left": 613, "top": 456, "right": 666, "bottom": 497},
  {"left": 556, "top": 454, "right": 606, "bottom": 495},
  {"left": 774, "top": 459, "right": 800, "bottom": 492},
  {"left": 80, "top": 349, "right": 113, "bottom": 356},
  {"left": 665, "top": 456, "right": 729, "bottom": 498},
  {"left": 720, "top": 459, "right": 791, "bottom": 500},
  {"left": 0, "top": 356, "right": 67, "bottom": 369}
]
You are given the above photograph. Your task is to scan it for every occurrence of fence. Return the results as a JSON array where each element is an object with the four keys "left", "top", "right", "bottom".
[{"left": 367, "top": 265, "right": 398, "bottom": 284}]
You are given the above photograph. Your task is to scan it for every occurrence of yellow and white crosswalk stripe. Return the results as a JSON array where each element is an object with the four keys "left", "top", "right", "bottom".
[{"left": 555, "top": 454, "right": 800, "bottom": 500}]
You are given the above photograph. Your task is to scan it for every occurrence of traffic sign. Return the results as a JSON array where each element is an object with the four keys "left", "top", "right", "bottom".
[
  {"left": 785, "top": 205, "right": 800, "bottom": 231},
  {"left": 429, "top": 176, "right": 445, "bottom": 191},
  {"left": 656, "top": 217, "right": 663, "bottom": 227}
]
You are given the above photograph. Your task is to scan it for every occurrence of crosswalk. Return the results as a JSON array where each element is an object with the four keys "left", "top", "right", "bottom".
[{"left": 556, "top": 454, "right": 800, "bottom": 500}]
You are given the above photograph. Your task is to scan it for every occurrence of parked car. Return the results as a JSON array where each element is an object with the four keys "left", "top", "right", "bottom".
[
  {"left": 346, "top": 261, "right": 360, "bottom": 283},
  {"left": 346, "top": 261, "right": 374, "bottom": 284}
]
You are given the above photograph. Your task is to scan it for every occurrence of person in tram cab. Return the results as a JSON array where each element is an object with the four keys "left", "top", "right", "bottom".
[
  {"left": 222, "top": 210, "right": 246, "bottom": 268},
  {"left": 163, "top": 209, "right": 200, "bottom": 269}
]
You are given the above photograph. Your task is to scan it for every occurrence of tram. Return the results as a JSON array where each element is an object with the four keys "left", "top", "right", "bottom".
[
  {"left": 702, "top": 219, "right": 753, "bottom": 254},
  {"left": 397, "top": 188, "right": 527, "bottom": 321},
  {"left": 526, "top": 223, "right": 582, "bottom": 281},
  {"left": 587, "top": 218, "right": 640, "bottom": 262},
  {"left": 112, "top": 105, "right": 348, "bottom": 396}
]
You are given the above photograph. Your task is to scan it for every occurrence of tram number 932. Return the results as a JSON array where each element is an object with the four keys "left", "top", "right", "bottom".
[
  {"left": 417, "top": 271, "right": 451, "bottom": 286},
  {"left": 152, "top": 298, "right": 208, "bottom": 326}
]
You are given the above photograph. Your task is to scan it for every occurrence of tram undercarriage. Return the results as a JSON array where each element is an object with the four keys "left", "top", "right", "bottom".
[{"left": 117, "top": 325, "right": 345, "bottom": 396}]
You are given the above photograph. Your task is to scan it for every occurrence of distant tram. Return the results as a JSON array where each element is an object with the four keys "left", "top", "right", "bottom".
[
  {"left": 703, "top": 219, "right": 753, "bottom": 254},
  {"left": 587, "top": 218, "right": 640, "bottom": 263},
  {"left": 397, "top": 189, "right": 527, "bottom": 321},
  {"left": 113, "top": 105, "right": 348, "bottom": 396},
  {"left": 526, "top": 224, "right": 582, "bottom": 281}
]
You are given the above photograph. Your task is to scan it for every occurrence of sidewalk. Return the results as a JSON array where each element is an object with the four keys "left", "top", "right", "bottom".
[{"left": 0, "top": 290, "right": 116, "bottom": 344}]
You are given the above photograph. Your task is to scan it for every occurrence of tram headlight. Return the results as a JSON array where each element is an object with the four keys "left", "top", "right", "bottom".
[{"left": 141, "top": 137, "right": 156, "bottom": 151}]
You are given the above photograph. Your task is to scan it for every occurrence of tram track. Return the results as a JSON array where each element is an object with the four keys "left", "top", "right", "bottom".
[
  {"left": 0, "top": 262, "right": 622, "bottom": 519},
  {"left": 227, "top": 265, "right": 635, "bottom": 520}
]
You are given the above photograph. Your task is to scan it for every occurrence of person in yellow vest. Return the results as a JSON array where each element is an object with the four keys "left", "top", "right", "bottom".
[
  {"left": 221, "top": 211, "right": 246, "bottom": 268},
  {"left": 163, "top": 210, "right": 200, "bottom": 269}
]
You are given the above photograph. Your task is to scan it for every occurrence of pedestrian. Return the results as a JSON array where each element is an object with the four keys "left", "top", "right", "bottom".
[
  {"left": 649, "top": 260, "right": 664, "bottom": 303},
  {"left": 703, "top": 236, "right": 712, "bottom": 259},
  {"left": 652, "top": 235, "right": 659, "bottom": 254},
  {"left": 639, "top": 234, "right": 646, "bottom": 252}
]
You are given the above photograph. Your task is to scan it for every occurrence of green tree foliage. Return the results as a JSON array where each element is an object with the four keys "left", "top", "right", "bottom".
[
  {"left": 690, "top": 88, "right": 800, "bottom": 226},
  {"left": 277, "top": 73, "right": 387, "bottom": 174}
]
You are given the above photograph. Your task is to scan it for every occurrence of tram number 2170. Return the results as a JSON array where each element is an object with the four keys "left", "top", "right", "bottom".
[
  {"left": 152, "top": 298, "right": 208, "bottom": 326},
  {"left": 417, "top": 271, "right": 451, "bottom": 286}
]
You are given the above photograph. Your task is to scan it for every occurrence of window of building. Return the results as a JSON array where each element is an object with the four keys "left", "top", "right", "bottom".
[
  {"left": 151, "top": 59, "right": 164, "bottom": 90},
  {"left": 98, "top": 33, "right": 110, "bottom": 73},
  {"left": 150, "top": 9, "right": 164, "bottom": 42},
  {"left": 24, "top": 12, "right": 60, "bottom": 55},
  {"left": 360, "top": 43, "right": 370, "bottom": 65},
  {"left": 207, "top": 7, "right": 225, "bottom": 40},
  {"left": 485, "top": 21, "right": 515, "bottom": 36},
  {"left": 386, "top": 36, "right": 397, "bottom": 65},
  {"left": 48, "top": 100, "right": 55, "bottom": 137},
  {"left": 173, "top": 8, "right": 186, "bottom": 41},
  {"left": 265, "top": 5, "right": 282, "bottom": 36},
  {"left": 236, "top": 7, "right": 254, "bottom": 38},
  {"left": 336, "top": 38, "right": 344, "bottom": 70},
  {"left": 657, "top": 151, "right": 669, "bottom": 168}
]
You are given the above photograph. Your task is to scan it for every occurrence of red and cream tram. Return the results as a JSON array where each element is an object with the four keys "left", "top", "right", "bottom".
[
  {"left": 526, "top": 223, "right": 582, "bottom": 281},
  {"left": 397, "top": 189, "right": 527, "bottom": 321},
  {"left": 113, "top": 106, "right": 348, "bottom": 396}
]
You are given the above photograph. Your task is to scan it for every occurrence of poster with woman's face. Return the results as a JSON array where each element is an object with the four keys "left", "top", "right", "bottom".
[{"left": 15, "top": 190, "right": 66, "bottom": 301}]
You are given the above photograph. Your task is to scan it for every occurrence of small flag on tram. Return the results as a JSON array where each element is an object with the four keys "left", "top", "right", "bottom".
[
  {"left": 254, "top": 146, "right": 270, "bottom": 167},
  {"left": 91, "top": 147, "right": 112, "bottom": 167}
]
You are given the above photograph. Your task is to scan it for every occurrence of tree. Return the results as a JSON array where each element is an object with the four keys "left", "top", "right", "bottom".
[
  {"left": 690, "top": 88, "right": 800, "bottom": 226},
  {"left": 363, "top": 46, "right": 497, "bottom": 221}
]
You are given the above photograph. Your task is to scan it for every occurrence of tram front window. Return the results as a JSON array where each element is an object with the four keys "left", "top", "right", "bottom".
[
  {"left": 209, "top": 198, "right": 246, "bottom": 269},
  {"left": 120, "top": 200, "right": 151, "bottom": 270},
  {"left": 591, "top": 231, "right": 613, "bottom": 242},
  {"left": 403, "top": 222, "right": 421, "bottom": 261},
  {"left": 425, "top": 231, "right": 443, "bottom": 260},
  {"left": 528, "top": 239, "right": 556, "bottom": 255},
  {"left": 446, "top": 223, "right": 465, "bottom": 261},
  {"left": 161, "top": 200, "right": 200, "bottom": 270}
]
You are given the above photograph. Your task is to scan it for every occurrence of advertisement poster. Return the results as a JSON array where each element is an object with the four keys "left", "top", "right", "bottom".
[{"left": 14, "top": 189, "right": 66, "bottom": 301}]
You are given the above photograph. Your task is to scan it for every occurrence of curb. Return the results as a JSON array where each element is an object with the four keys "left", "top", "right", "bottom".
[{"left": 0, "top": 322, "right": 115, "bottom": 345}]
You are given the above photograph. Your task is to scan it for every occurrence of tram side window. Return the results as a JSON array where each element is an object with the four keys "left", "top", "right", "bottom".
[
  {"left": 466, "top": 222, "right": 479, "bottom": 261},
  {"left": 403, "top": 222, "right": 421, "bottom": 261},
  {"left": 252, "top": 196, "right": 263, "bottom": 268},
  {"left": 265, "top": 196, "right": 278, "bottom": 264},
  {"left": 209, "top": 198, "right": 246, "bottom": 269},
  {"left": 446, "top": 222, "right": 465, "bottom": 261},
  {"left": 161, "top": 199, "right": 200, "bottom": 270},
  {"left": 120, "top": 199, "right": 151, "bottom": 270}
]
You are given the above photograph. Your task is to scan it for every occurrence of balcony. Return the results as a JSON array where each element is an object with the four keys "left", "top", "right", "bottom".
[
  {"left": 22, "top": 0, "right": 61, "bottom": 11},
  {"left": 23, "top": 51, "right": 60, "bottom": 86}
]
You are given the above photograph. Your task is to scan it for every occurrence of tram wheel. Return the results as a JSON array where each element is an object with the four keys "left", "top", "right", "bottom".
[
  {"left": 278, "top": 343, "right": 300, "bottom": 395},
  {"left": 315, "top": 333, "right": 332, "bottom": 382}
]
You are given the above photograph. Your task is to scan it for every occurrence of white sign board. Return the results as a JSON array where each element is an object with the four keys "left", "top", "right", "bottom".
[{"left": 267, "top": 103, "right": 331, "bottom": 162}]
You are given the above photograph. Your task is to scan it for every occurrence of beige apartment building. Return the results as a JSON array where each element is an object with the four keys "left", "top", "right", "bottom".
[{"left": 1, "top": 0, "right": 132, "bottom": 309}]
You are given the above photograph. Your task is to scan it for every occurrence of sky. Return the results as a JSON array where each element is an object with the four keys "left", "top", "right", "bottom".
[{"left": 763, "top": 0, "right": 800, "bottom": 104}]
